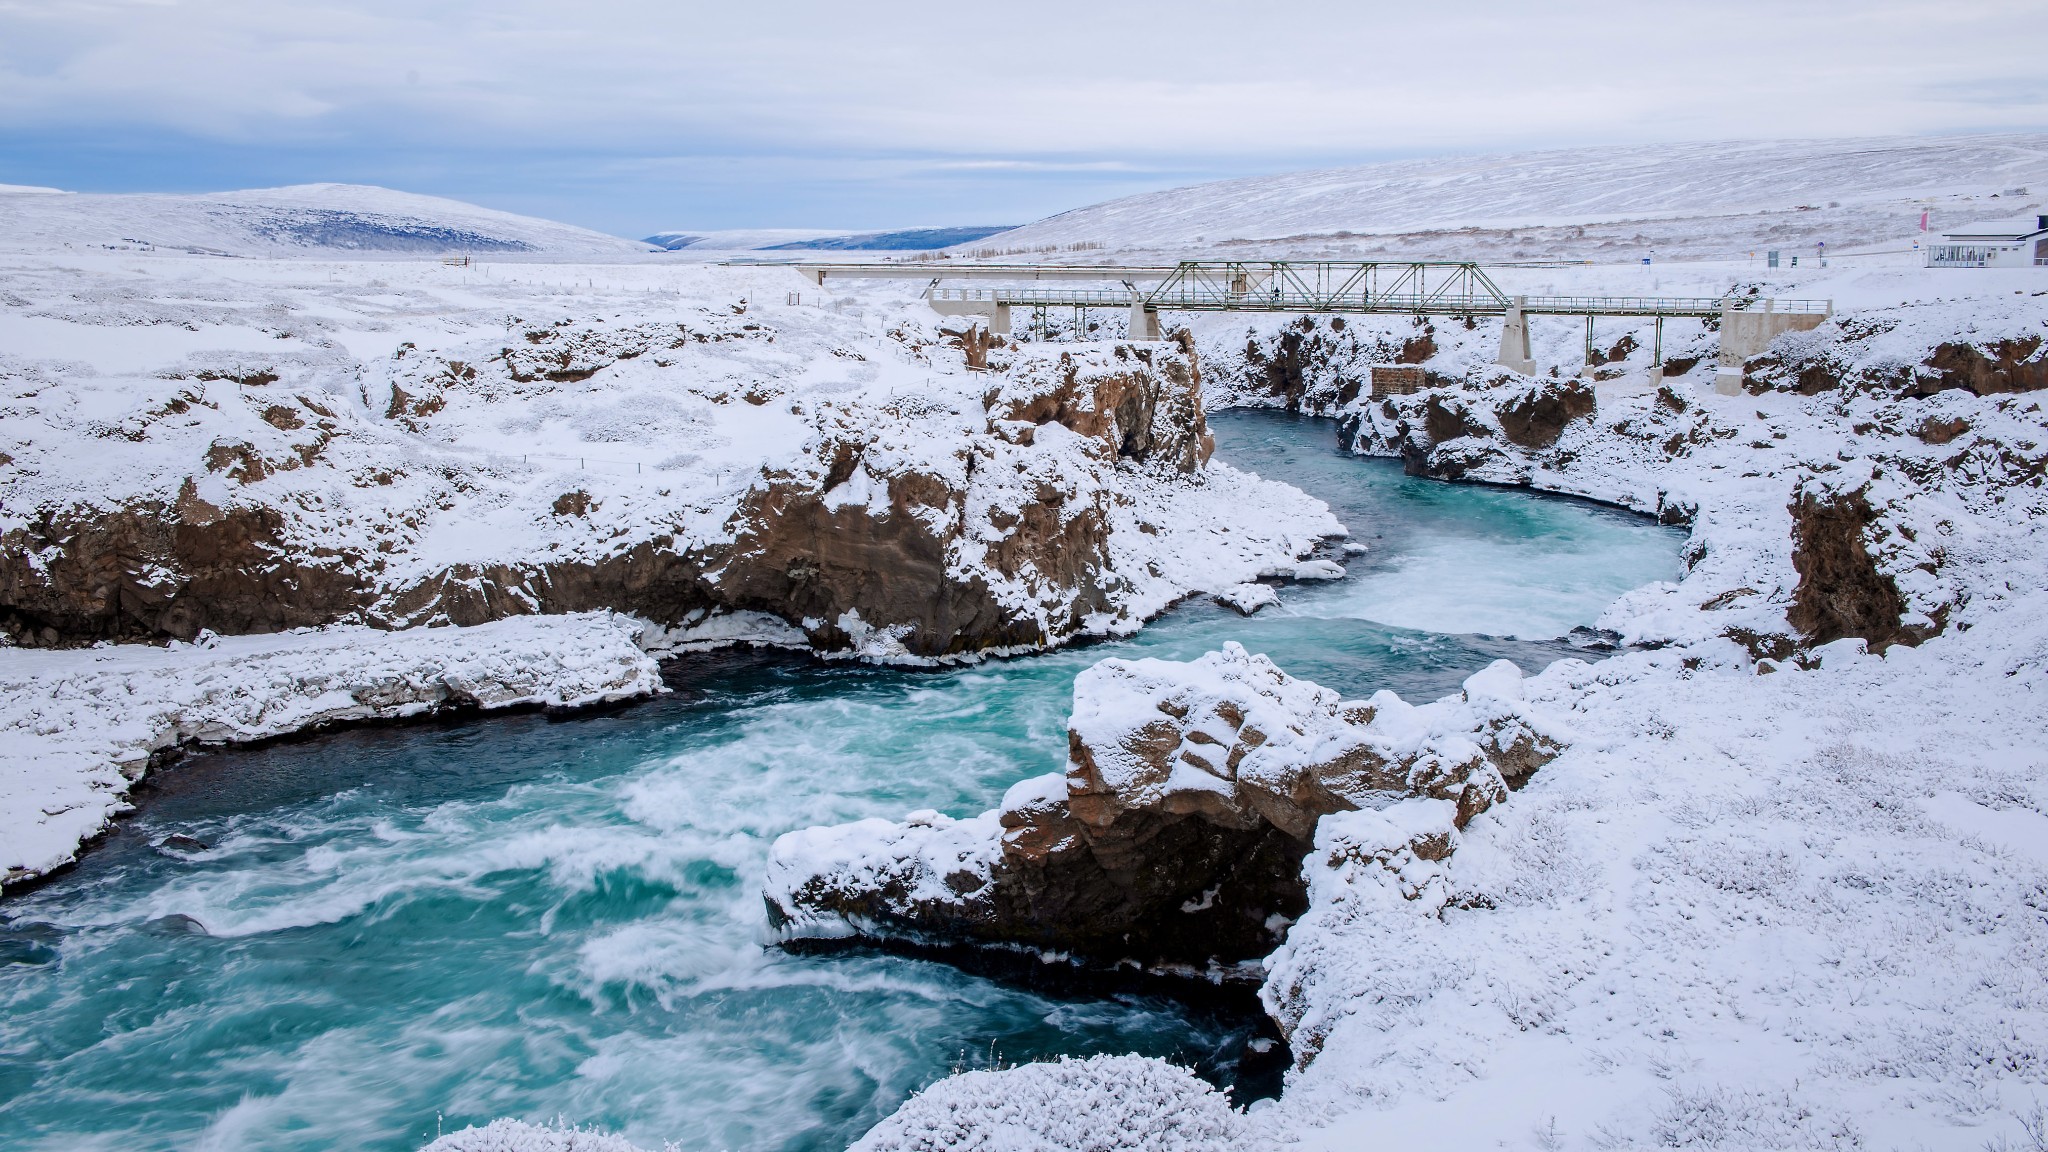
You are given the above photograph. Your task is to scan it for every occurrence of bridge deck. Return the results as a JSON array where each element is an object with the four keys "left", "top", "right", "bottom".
[
  {"left": 798, "top": 260, "right": 1830, "bottom": 320},
  {"left": 791, "top": 262, "right": 1176, "bottom": 285}
]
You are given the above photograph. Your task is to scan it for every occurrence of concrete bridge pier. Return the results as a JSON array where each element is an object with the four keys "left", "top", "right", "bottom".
[
  {"left": 1130, "top": 302, "right": 1162, "bottom": 340},
  {"left": 1715, "top": 299, "right": 1831, "bottom": 395},
  {"left": 1496, "top": 296, "right": 1535, "bottom": 374},
  {"left": 991, "top": 303, "right": 1011, "bottom": 336}
]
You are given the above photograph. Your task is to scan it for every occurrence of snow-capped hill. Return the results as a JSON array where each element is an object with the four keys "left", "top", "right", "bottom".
[
  {"left": 981, "top": 134, "right": 2048, "bottom": 259},
  {"left": 0, "top": 182, "right": 655, "bottom": 258}
]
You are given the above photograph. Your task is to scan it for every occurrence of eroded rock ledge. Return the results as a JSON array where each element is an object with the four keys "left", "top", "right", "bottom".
[
  {"left": 3, "top": 337, "right": 1328, "bottom": 663},
  {"left": 765, "top": 642, "right": 1564, "bottom": 977}
]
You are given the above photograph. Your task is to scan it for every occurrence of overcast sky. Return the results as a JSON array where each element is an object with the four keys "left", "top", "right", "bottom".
[{"left": 1, "top": 0, "right": 2043, "bottom": 236}]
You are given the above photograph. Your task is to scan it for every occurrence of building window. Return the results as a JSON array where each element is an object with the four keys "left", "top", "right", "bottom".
[{"left": 1931, "top": 244, "right": 1992, "bottom": 267}]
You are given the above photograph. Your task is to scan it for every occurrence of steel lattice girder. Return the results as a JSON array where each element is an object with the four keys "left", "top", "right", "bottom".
[{"left": 1136, "top": 262, "right": 1826, "bottom": 319}]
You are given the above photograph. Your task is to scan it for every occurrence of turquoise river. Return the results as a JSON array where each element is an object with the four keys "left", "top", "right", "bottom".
[{"left": 0, "top": 410, "right": 1685, "bottom": 1151}]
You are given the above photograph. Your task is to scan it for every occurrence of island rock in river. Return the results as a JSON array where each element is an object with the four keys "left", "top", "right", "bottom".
[{"left": 765, "top": 642, "right": 1566, "bottom": 975}]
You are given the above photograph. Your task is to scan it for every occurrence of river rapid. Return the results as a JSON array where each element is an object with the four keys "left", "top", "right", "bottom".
[{"left": 0, "top": 410, "right": 1685, "bottom": 1152}]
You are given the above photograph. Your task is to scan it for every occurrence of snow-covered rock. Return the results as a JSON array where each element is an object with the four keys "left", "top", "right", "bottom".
[
  {"left": 851, "top": 1055, "right": 1248, "bottom": 1152},
  {"left": 418, "top": 1030, "right": 1250, "bottom": 1152},
  {"left": 0, "top": 254, "right": 1338, "bottom": 662},
  {"left": 421, "top": 1117, "right": 670, "bottom": 1152},
  {"left": 765, "top": 643, "right": 1561, "bottom": 974},
  {"left": 1212, "top": 581, "right": 1280, "bottom": 615}
]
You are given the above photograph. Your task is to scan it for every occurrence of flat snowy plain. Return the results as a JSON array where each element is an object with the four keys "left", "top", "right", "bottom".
[{"left": 5, "top": 137, "right": 2048, "bottom": 1152}]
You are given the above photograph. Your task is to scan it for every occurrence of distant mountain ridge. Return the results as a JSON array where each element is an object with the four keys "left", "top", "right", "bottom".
[
  {"left": 647, "top": 225, "right": 1016, "bottom": 252},
  {"left": 760, "top": 225, "right": 1016, "bottom": 251},
  {"left": 0, "top": 183, "right": 655, "bottom": 257}
]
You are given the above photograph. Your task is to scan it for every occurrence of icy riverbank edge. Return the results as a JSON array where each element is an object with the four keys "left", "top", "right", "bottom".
[{"left": 0, "top": 611, "right": 665, "bottom": 890}]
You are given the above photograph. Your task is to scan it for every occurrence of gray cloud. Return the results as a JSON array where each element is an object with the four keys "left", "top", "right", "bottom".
[
  {"left": 5, "top": 1, "right": 2043, "bottom": 153},
  {"left": 0, "top": 0, "right": 2040, "bottom": 230}
]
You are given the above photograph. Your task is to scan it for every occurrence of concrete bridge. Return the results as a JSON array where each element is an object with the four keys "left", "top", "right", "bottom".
[{"left": 791, "top": 260, "right": 1832, "bottom": 390}]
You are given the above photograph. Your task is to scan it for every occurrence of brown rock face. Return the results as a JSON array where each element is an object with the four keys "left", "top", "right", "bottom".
[
  {"left": 785, "top": 797, "right": 1319, "bottom": 972},
  {"left": 1422, "top": 393, "right": 1488, "bottom": 445},
  {"left": 0, "top": 488, "right": 370, "bottom": 646},
  {"left": 1787, "top": 484, "right": 1918, "bottom": 651},
  {"left": 1913, "top": 337, "right": 2048, "bottom": 397},
  {"left": 1497, "top": 378, "right": 1598, "bottom": 449},
  {"left": 1235, "top": 317, "right": 1444, "bottom": 416},
  {"left": 989, "top": 337, "right": 1214, "bottom": 472},
  {"left": 1745, "top": 328, "right": 2046, "bottom": 399},
  {"left": 713, "top": 456, "right": 1105, "bottom": 658},
  {"left": 1915, "top": 415, "right": 1971, "bottom": 445},
  {"left": 1356, "top": 376, "right": 1599, "bottom": 482},
  {"left": 767, "top": 645, "right": 1560, "bottom": 974},
  {"left": 3, "top": 343, "right": 1215, "bottom": 661},
  {"left": 942, "top": 322, "right": 999, "bottom": 371}
]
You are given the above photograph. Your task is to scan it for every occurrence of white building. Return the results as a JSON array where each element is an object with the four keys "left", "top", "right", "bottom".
[{"left": 1927, "top": 214, "right": 2048, "bottom": 268}]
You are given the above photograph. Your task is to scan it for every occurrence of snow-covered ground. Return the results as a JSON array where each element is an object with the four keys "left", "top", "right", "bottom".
[
  {"left": 977, "top": 134, "right": 2048, "bottom": 262},
  {"left": 1211, "top": 259, "right": 2048, "bottom": 1147},
  {"left": 0, "top": 246, "right": 1327, "bottom": 650}
]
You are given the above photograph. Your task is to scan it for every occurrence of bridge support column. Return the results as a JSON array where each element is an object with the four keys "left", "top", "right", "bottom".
[
  {"left": 1496, "top": 296, "right": 1535, "bottom": 374},
  {"left": 1130, "top": 302, "right": 1161, "bottom": 340},
  {"left": 1715, "top": 299, "right": 1828, "bottom": 395},
  {"left": 991, "top": 303, "right": 1011, "bottom": 336}
]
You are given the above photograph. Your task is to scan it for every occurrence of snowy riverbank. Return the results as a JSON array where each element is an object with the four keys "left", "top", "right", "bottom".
[{"left": 0, "top": 612, "right": 663, "bottom": 890}]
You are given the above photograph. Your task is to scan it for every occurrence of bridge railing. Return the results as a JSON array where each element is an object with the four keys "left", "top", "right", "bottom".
[
  {"left": 1519, "top": 295, "right": 1831, "bottom": 318},
  {"left": 929, "top": 286, "right": 1139, "bottom": 306}
]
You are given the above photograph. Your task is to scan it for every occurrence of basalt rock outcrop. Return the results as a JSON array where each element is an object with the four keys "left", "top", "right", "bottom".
[
  {"left": 1340, "top": 373, "right": 1600, "bottom": 482},
  {"left": 765, "top": 642, "right": 1564, "bottom": 975},
  {"left": 1787, "top": 481, "right": 1917, "bottom": 650},
  {"left": 3, "top": 337, "right": 1263, "bottom": 660},
  {"left": 1741, "top": 312, "right": 2048, "bottom": 399},
  {"left": 1224, "top": 315, "right": 1447, "bottom": 415}
]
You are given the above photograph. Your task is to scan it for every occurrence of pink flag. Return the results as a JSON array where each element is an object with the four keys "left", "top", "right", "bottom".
[{"left": 1920, "top": 210, "right": 1929, "bottom": 232}]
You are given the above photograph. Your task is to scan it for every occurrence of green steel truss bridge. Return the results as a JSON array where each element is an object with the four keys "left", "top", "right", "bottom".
[
  {"left": 1141, "top": 261, "right": 1832, "bottom": 320},
  {"left": 791, "top": 260, "right": 1833, "bottom": 374}
]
